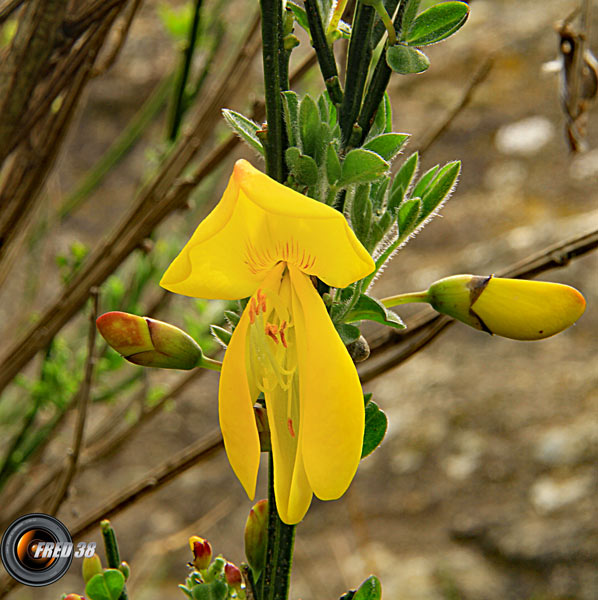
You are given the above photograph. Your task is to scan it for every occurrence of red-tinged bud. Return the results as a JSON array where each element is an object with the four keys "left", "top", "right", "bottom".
[
  {"left": 189, "top": 536, "right": 212, "bottom": 571},
  {"left": 224, "top": 562, "right": 243, "bottom": 590},
  {"left": 244, "top": 500, "right": 268, "bottom": 575},
  {"left": 254, "top": 406, "right": 271, "bottom": 451},
  {"left": 97, "top": 311, "right": 202, "bottom": 369},
  {"left": 63, "top": 595, "right": 85, "bottom": 600},
  {"left": 82, "top": 554, "right": 102, "bottom": 583}
]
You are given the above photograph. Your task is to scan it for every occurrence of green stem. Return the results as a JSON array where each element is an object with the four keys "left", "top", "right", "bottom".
[
  {"left": 380, "top": 290, "right": 428, "bottom": 308},
  {"left": 339, "top": 2, "right": 375, "bottom": 148},
  {"left": 199, "top": 355, "right": 222, "bottom": 372},
  {"left": 259, "top": 453, "right": 296, "bottom": 600},
  {"left": 362, "top": 227, "right": 409, "bottom": 289},
  {"left": 168, "top": 0, "right": 204, "bottom": 141},
  {"left": 101, "top": 520, "right": 129, "bottom": 600},
  {"left": 304, "top": 0, "right": 343, "bottom": 105},
  {"left": 260, "top": 0, "right": 287, "bottom": 182}
]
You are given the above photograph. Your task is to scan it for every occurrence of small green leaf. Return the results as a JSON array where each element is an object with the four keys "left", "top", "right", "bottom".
[
  {"left": 326, "top": 143, "right": 341, "bottom": 184},
  {"left": 389, "top": 151, "right": 418, "bottom": 211},
  {"left": 411, "top": 164, "right": 440, "bottom": 199},
  {"left": 287, "top": 2, "right": 310, "bottom": 34},
  {"left": 345, "top": 295, "right": 405, "bottom": 329},
  {"left": 286, "top": 147, "right": 318, "bottom": 186},
  {"left": 335, "top": 323, "right": 361, "bottom": 345},
  {"left": 222, "top": 109, "right": 264, "bottom": 155},
  {"left": 361, "top": 404, "right": 388, "bottom": 458},
  {"left": 404, "top": 1, "right": 469, "bottom": 46},
  {"left": 191, "top": 580, "right": 228, "bottom": 600},
  {"left": 363, "top": 133, "right": 409, "bottom": 161},
  {"left": 281, "top": 91, "right": 300, "bottom": 147},
  {"left": 339, "top": 149, "right": 389, "bottom": 187},
  {"left": 419, "top": 160, "right": 460, "bottom": 221},
  {"left": 299, "top": 94, "right": 321, "bottom": 158},
  {"left": 224, "top": 310, "right": 240, "bottom": 328},
  {"left": 210, "top": 324, "right": 231, "bottom": 347},
  {"left": 386, "top": 44, "right": 430, "bottom": 74},
  {"left": 85, "top": 570, "right": 125, "bottom": 600},
  {"left": 363, "top": 392, "right": 373, "bottom": 406},
  {"left": 349, "top": 184, "right": 372, "bottom": 244},
  {"left": 400, "top": 0, "right": 421, "bottom": 34},
  {"left": 398, "top": 197, "right": 422, "bottom": 236}
]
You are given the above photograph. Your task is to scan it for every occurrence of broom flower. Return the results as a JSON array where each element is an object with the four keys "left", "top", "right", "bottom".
[{"left": 160, "top": 159, "right": 374, "bottom": 524}]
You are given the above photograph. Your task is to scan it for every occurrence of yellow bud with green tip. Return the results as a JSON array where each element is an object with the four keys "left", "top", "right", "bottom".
[
  {"left": 426, "top": 275, "right": 586, "bottom": 340},
  {"left": 82, "top": 554, "right": 102, "bottom": 583}
]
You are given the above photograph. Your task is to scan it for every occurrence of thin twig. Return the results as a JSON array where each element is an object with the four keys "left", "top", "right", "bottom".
[
  {"left": 416, "top": 56, "right": 494, "bottom": 155},
  {"left": 46, "top": 290, "right": 99, "bottom": 515},
  {"left": 360, "top": 227, "right": 598, "bottom": 382},
  {"left": 0, "top": 0, "right": 24, "bottom": 24}
]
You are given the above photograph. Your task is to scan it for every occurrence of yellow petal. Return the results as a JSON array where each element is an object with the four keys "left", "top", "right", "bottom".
[
  {"left": 289, "top": 265, "right": 364, "bottom": 500},
  {"left": 219, "top": 305, "right": 261, "bottom": 498},
  {"left": 160, "top": 160, "right": 374, "bottom": 299},
  {"left": 472, "top": 278, "right": 586, "bottom": 340}
]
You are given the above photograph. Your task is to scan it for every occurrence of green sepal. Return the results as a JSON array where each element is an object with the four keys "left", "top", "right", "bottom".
[
  {"left": 298, "top": 94, "right": 321, "bottom": 158},
  {"left": 354, "top": 575, "right": 383, "bottom": 600},
  {"left": 335, "top": 323, "right": 361, "bottom": 345},
  {"left": 210, "top": 324, "right": 232, "bottom": 347},
  {"left": 221, "top": 109, "right": 264, "bottom": 155},
  {"left": 363, "top": 133, "right": 409, "bottom": 161},
  {"left": 386, "top": 44, "right": 430, "bottom": 74},
  {"left": 84, "top": 569, "right": 125, "bottom": 600},
  {"left": 345, "top": 294, "right": 405, "bottom": 329},
  {"left": 404, "top": 1, "right": 469, "bottom": 46},
  {"left": 286, "top": 147, "right": 319, "bottom": 186},
  {"left": 281, "top": 91, "right": 300, "bottom": 147},
  {"left": 339, "top": 149, "right": 389, "bottom": 187},
  {"left": 191, "top": 580, "right": 228, "bottom": 600}
]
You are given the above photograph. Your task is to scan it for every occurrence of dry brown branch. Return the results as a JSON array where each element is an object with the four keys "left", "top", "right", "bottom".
[
  {"left": 46, "top": 289, "right": 99, "bottom": 515},
  {"left": 0, "top": 0, "right": 24, "bottom": 23},
  {"left": 416, "top": 56, "right": 494, "bottom": 155},
  {"left": 360, "top": 228, "right": 598, "bottom": 382},
  {"left": 0, "top": 0, "right": 68, "bottom": 166}
]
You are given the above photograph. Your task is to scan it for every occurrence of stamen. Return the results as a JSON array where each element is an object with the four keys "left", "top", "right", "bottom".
[
  {"left": 287, "top": 418, "right": 296, "bottom": 438},
  {"left": 279, "top": 321, "right": 288, "bottom": 348},
  {"left": 265, "top": 323, "right": 279, "bottom": 344},
  {"left": 249, "top": 297, "right": 257, "bottom": 324},
  {"left": 257, "top": 289, "right": 267, "bottom": 314}
]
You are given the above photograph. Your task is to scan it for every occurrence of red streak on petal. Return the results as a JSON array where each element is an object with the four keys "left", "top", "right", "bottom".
[{"left": 287, "top": 418, "right": 295, "bottom": 438}]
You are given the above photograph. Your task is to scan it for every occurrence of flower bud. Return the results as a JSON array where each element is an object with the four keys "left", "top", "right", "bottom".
[
  {"left": 62, "top": 595, "right": 85, "bottom": 600},
  {"left": 244, "top": 499, "right": 268, "bottom": 575},
  {"left": 189, "top": 536, "right": 212, "bottom": 571},
  {"left": 427, "top": 275, "right": 586, "bottom": 340},
  {"left": 224, "top": 562, "right": 243, "bottom": 591},
  {"left": 97, "top": 311, "right": 202, "bottom": 369},
  {"left": 82, "top": 554, "right": 102, "bottom": 583},
  {"left": 118, "top": 561, "right": 130, "bottom": 581}
]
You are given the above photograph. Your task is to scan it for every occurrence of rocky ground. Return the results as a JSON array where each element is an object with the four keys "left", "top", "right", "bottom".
[{"left": 5, "top": 0, "right": 597, "bottom": 599}]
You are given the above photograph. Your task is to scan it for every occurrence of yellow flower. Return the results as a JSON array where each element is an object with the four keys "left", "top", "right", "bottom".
[{"left": 160, "top": 159, "right": 374, "bottom": 524}]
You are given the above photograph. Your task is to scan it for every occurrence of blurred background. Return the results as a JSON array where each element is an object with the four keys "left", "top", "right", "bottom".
[{"left": 0, "top": 0, "right": 596, "bottom": 598}]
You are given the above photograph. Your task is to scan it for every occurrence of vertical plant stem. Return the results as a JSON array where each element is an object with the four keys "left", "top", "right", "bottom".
[
  {"left": 168, "top": 0, "right": 204, "bottom": 141},
  {"left": 101, "top": 519, "right": 129, "bottom": 600},
  {"left": 260, "top": 0, "right": 287, "bottom": 181},
  {"left": 339, "top": 2, "right": 375, "bottom": 147},
  {"left": 260, "top": 453, "right": 296, "bottom": 600}
]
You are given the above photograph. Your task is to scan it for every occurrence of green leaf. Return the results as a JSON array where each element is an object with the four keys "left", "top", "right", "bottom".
[
  {"left": 345, "top": 294, "right": 405, "bottom": 329},
  {"left": 400, "top": 0, "right": 421, "bottom": 34},
  {"left": 363, "top": 133, "right": 409, "bottom": 161},
  {"left": 210, "top": 324, "right": 231, "bottom": 347},
  {"left": 326, "top": 143, "right": 341, "bottom": 184},
  {"left": 221, "top": 109, "right": 264, "bottom": 155},
  {"left": 361, "top": 403, "right": 388, "bottom": 458},
  {"left": 335, "top": 323, "right": 361, "bottom": 345},
  {"left": 404, "top": 2, "right": 469, "bottom": 46},
  {"left": 419, "top": 160, "right": 460, "bottom": 221},
  {"left": 339, "top": 149, "right": 388, "bottom": 187},
  {"left": 349, "top": 184, "right": 372, "bottom": 244},
  {"left": 354, "top": 575, "right": 383, "bottom": 600},
  {"left": 286, "top": 147, "right": 319, "bottom": 186},
  {"left": 287, "top": 2, "right": 310, "bottom": 35},
  {"left": 398, "top": 197, "right": 422, "bottom": 236},
  {"left": 281, "top": 91, "right": 300, "bottom": 147},
  {"left": 223, "top": 310, "right": 240, "bottom": 328},
  {"left": 386, "top": 44, "right": 430, "bottom": 74},
  {"left": 389, "top": 152, "right": 419, "bottom": 213},
  {"left": 299, "top": 94, "right": 321, "bottom": 158},
  {"left": 191, "top": 580, "right": 228, "bottom": 600},
  {"left": 85, "top": 569, "right": 125, "bottom": 600},
  {"left": 411, "top": 164, "right": 439, "bottom": 199}
]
